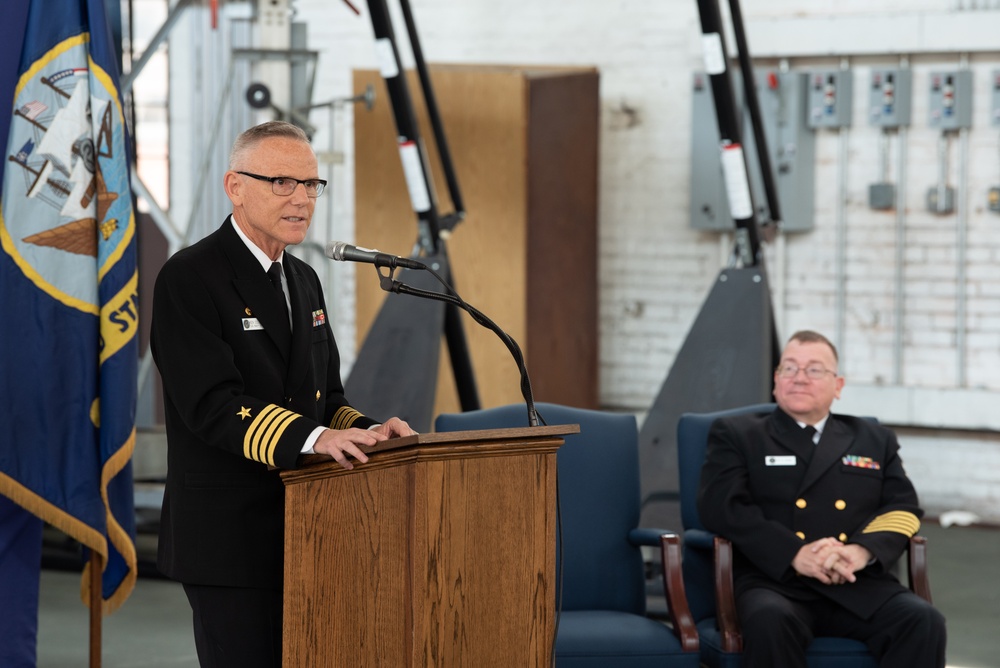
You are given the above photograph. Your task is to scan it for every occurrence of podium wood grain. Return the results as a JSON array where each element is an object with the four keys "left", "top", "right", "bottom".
[{"left": 281, "top": 426, "right": 577, "bottom": 667}]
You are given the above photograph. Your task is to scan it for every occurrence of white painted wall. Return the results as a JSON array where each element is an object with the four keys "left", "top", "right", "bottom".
[{"left": 165, "top": 0, "right": 1000, "bottom": 521}]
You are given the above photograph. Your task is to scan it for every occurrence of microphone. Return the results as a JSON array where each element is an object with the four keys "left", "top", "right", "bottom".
[{"left": 324, "top": 241, "right": 426, "bottom": 271}]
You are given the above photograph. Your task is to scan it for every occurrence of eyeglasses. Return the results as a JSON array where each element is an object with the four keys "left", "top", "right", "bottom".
[
  {"left": 237, "top": 171, "right": 327, "bottom": 197},
  {"left": 775, "top": 364, "right": 837, "bottom": 380}
]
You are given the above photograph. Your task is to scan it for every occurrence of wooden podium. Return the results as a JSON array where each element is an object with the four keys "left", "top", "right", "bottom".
[{"left": 280, "top": 424, "right": 578, "bottom": 667}]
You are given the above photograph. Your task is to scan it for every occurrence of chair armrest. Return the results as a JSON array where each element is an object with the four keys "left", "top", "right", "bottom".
[
  {"left": 908, "top": 535, "right": 932, "bottom": 604},
  {"left": 714, "top": 536, "right": 743, "bottom": 653},
  {"left": 659, "top": 533, "right": 700, "bottom": 653},
  {"left": 681, "top": 527, "right": 716, "bottom": 551},
  {"left": 628, "top": 527, "right": 672, "bottom": 547}
]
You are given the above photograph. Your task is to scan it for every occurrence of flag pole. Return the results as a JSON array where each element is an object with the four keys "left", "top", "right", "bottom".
[{"left": 89, "top": 551, "right": 103, "bottom": 668}]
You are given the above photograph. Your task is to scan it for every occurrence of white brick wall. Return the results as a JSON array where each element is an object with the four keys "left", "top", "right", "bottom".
[
  {"left": 268, "top": 0, "right": 1000, "bottom": 521},
  {"left": 895, "top": 428, "right": 1000, "bottom": 523}
]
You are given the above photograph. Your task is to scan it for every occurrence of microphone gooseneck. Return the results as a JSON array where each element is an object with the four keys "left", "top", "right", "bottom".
[{"left": 346, "top": 247, "right": 539, "bottom": 428}]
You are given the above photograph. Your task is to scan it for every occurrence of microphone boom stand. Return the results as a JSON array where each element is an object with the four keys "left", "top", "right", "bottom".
[{"left": 371, "top": 263, "right": 540, "bottom": 428}]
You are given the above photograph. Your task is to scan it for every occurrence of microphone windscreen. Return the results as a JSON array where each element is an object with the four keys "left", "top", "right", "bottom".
[{"left": 324, "top": 241, "right": 346, "bottom": 260}]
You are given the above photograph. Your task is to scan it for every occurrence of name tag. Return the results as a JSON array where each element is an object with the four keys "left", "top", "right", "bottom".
[
  {"left": 765, "top": 455, "right": 796, "bottom": 466},
  {"left": 242, "top": 317, "right": 264, "bottom": 331}
]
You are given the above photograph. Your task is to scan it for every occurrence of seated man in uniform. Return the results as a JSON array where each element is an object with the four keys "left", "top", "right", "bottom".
[{"left": 697, "top": 329, "right": 946, "bottom": 667}]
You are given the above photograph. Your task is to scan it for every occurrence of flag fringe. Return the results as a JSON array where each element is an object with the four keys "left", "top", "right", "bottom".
[{"left": 0, "top": 426, "right": 138, "bottom": 615}]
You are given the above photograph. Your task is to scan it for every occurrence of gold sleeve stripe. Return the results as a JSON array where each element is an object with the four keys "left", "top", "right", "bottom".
[
  {"left": 861, "top": 510, "right": 921, "bottom": 537},
  {"left": 259, "top": 410, "right": 298, "bottom": 467},
  {"left": 243, "top": 404, "right": 300, "bottom": 466},
  {"left": 243, "top": 405, "right": 273, "bottom": 461},
  {"left": 245, "top": 405, "right": 282, "bottom": 464},
  {"left": 330, "top": 406, "right": 364, "bottom": 430}
]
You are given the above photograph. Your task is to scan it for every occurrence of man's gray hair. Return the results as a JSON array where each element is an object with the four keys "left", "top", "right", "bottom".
[{"left": 229, "top": 121, "right": 310, "bottom": 170}]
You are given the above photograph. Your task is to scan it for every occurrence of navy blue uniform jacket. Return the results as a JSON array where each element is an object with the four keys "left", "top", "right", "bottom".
[{"left": 150, "top": 219, "right": 375, "bottom": 590}]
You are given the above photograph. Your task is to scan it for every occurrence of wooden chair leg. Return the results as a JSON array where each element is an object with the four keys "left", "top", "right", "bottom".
[
  {"left": 660, "top": 533, "right": 700, "bottom": 653},
  {"left": 713, "top": 536, "right": 742, "bottom": 653},
  {"left": 908, "top": 535, "right": 932, "bottom": 603}
]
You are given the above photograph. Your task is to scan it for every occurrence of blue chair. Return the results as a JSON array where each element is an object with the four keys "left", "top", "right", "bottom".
[
  {"left": 435, "top": 403, "right": 699, "bottom": 667},
  {"left": 673, "top": 403, "right": 931, "bottom": 668}
]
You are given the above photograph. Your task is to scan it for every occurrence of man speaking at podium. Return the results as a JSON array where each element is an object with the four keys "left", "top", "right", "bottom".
[{"left": 151, "top": 121, "right": 414, "bottom": 667}]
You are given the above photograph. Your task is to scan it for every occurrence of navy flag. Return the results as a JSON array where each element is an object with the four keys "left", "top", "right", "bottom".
[{"left": 0, "top": 0, "right": 137, "bottom": 613}]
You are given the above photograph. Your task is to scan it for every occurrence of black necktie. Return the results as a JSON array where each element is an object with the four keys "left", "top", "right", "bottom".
[
  {"left": 267, "top": 262, "right": 289, "bottom": 324},
  {"left": 803, "top": 425, "right": 817, "bottom": 444}
]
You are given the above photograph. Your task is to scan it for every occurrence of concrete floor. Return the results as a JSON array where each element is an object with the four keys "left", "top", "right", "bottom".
[
  {"left": 38, "top": 571, "right": 196, "bottom": 668},
  {"left": 37, "top": 521, "right": 999, "bottom": 667}
]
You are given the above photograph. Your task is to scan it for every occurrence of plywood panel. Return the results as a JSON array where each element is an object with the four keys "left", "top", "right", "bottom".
[
  {"left": 353, "top": 65, "right": 598, "bottom": 416},
  {"left": 525, "top": 71, "right": 600, "bottom": 408}
]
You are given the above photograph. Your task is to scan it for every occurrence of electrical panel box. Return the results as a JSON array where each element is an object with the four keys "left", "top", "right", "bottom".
[
  {"left": 689, "top": 72, "right": 733, "bottom": 232},
  {"left": 988, "top": 186, "right": 1000, "bottom": 212},
  {"left": 869, "top": 183, "right": 896, "bottom": 210},
  {"left": 689, "top": 69, "right": 815, "bottom": 232},
  {"left": 807, "top": 70, "right": 853, "bottom": 129},
  {"left": 991, "top": 70, "right": 1000, "bottom": 127},
  {"left": 869, "top": 69, "right": 912, "bottom": 128},
  {"left": 928, "top": 70, "right": 973, "bottom": 130},
  {"left": 926, "top": 185, "right": 956, "bottom": 214}
]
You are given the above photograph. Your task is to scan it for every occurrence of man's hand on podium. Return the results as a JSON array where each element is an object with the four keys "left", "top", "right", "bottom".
[
  {"left": 313, "top": 417, "right": 416, "bottom": 470},
  {"left": 371, "top": 416, "right": 417, "bottom": 440}
]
